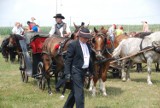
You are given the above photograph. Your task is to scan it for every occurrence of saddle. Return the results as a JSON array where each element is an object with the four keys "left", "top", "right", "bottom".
[
  {"left": 57, "top": 38, "right": 72, "bottom": 55},
  {"left": 134, "top": 32, "right": 153, "bottom": 38}
]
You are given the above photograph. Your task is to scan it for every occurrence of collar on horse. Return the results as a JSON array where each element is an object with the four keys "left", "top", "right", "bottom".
[{"left": 140, "top": 38, "right": 147, "bottom": 62}]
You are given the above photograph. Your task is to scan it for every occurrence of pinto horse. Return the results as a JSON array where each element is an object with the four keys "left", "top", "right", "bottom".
[{"left": 41, "top": 23, "right": 87, "bottom": 95}]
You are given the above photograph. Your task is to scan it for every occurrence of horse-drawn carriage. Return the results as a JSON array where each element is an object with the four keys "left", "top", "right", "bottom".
[
  {"left": 19, "top": 31, "right": 91, "bottom": 94},
  {"left": 19, "top": 32, "right": 49, "bottom": 83}
]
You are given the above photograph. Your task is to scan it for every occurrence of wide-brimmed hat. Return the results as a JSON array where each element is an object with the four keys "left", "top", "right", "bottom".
[
  {"left": 53, "top": 14, "right": 65, "bottom": 19},
  {"left": 78, "top": 28, "right": 92, "bottom": 39}
]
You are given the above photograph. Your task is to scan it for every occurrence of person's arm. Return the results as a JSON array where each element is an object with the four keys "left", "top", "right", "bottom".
[
  {"left": 49, "top": 26, "right": 55, "bottom": 37},
  {"left": 88, "top": 45, "right": 95, "bottom": 76},
  {"left": 64, "top": 42, "right": 75, "bottom": 79},
  {"left": 63, "top": 26, "right": 71, "bottom": 37}
]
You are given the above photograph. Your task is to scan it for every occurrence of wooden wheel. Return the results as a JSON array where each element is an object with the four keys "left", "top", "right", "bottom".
[
  {"left": 37, "top": 62, "right": 46, "bottom": 90},
  {"left": 19, "top": 54, "right": 28, "bottom": 83}
]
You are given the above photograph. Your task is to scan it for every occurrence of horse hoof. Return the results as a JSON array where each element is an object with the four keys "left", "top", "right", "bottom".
[
  {"left": 148, "top": 82, "right": 153, "bottom": 85},
  {"left": 127, "top": 79, "right": 131, "bottom": 82},
  {"left": 103, "top": 93, "right": 107, "bottom": 96},
  {"left": 122, "top": 78, "right": 126, "bottom": 82},
  {"left": 49, "top": 92, "right": 53, "bottom": 96},
  {"left": 60, "top": 95, "right": 65, "bottom": 99}
]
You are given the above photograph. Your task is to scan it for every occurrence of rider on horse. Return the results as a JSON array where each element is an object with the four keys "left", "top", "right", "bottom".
[
  {"left": 49, "top": 14, "right": 71, "bottom": 55},
  {"left": 49, "top": 13, "right": 71, "bottom": 37}
]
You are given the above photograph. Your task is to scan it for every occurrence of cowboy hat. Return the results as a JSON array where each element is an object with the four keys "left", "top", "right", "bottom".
[{"left": 53, "top": 14, "right": 65, "bottom": 19}]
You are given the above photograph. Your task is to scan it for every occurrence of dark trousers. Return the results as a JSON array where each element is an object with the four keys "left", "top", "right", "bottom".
[{"left": 64, "top": 67, "right": 85, "bottom": 108}]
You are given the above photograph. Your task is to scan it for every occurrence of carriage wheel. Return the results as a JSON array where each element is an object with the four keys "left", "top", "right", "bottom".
[
  {"left": 19, "top": 54, "right": 28, "bottom": 83},
  {"left": 37, "top": 62, "right": 46, "bottom": 90}
]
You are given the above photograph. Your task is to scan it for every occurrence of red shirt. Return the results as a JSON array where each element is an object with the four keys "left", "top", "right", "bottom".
[{"left": 29, "top": 22, "right": 36, "bottom": 30}]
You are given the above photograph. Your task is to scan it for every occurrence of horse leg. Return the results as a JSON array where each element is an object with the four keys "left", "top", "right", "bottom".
[
  {"left": 60, "top": 84, "right": 66, "bottom": 99},
  {"left": 99, "top": 78, "right": 103, "bottom": 92},
  {"left": 126, "top": 61, "right": 132, "bottom": 81},
  {"left": 155, "top": 63, "right": 160, "bottom": 72},
  {"left": 47, "top": 77, "right": 52, "bottom": 95},
  {"left": 147, "top": 58, "right": 153, "bottom": 85},
  {"left": 101, "top": 67, "right": 107, "bottom": 96},
  {"left": 55, "top": 72, "right": 58, "bottom": 85},
  {"left": 92, "top": 77, "right": 98, "bottom": 96},
  {"left": 126, "top": 66, "right": 131, "bottom": 81},
  {"left": 121, "top": 60, "right": 127, "bottom": 82},
  {"left": 5, "top": 52, "right": 9, "bottom": 62},
  {"left": 136, "top": 63, "right": 142, "bottom": 72},
  {"left": 89, "top": 78, "right": 93, "bottom": 91}
]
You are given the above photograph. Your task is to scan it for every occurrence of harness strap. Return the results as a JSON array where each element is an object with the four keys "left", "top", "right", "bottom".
[{"left": 140, "top": 39, "right": 147, "bottom": 62}]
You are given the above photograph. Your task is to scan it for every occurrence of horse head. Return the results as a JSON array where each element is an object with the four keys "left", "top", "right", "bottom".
[
  {"left": 71, "top": 22, "right": 89, "bottom": 40},
  {"left": 91, "top": 27, "right": 108, "bottom": 59},
  {"left": 8, "top": 34, "right": 17, "bottom": 48}
]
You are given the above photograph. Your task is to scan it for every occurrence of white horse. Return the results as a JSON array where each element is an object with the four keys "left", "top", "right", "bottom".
[{"left": 112, "top": 32, "right": 160, "bottom": 85}]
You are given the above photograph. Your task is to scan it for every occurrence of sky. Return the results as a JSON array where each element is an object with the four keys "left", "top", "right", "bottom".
[{"left": 0, "top": 0, "right": 160, "bottom": 26}]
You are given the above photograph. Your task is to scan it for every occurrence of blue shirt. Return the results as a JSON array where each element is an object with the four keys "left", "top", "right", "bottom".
[{"left": 32, "top": 26, "right": 38, "bottom": 32}]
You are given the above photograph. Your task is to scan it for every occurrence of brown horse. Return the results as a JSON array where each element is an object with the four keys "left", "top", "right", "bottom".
[
  {"left": 40, "top": 23, "right": 86, "bottom": 94},
  {"left": 88, "top": 27, "right": 112, "bottom": 96},
  {"left": 5, "top": 34, "right": 23, "bottom": 62}
]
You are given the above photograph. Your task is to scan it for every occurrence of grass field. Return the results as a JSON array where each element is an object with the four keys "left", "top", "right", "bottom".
[
  {"left": 0, "top": 54, "right": 160, "bottom": 108},
  {"left": 0, "top": 24, "right": 160, "bottom": 35},
  {"left": 0, "top": 28, "right": 160, "bottom": 108}
]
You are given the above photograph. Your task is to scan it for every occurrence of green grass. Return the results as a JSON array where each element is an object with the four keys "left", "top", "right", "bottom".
[
  {"left": 0, "top": 53, "right": 160, "bottom": 108},
  {"left": 0, "top": 24, "right": 160, "bottom": 36}
]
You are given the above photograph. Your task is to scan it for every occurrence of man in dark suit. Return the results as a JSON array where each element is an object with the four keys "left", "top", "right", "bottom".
[{"left": 63, "top": 27, "right": 94, "bottom": 108}]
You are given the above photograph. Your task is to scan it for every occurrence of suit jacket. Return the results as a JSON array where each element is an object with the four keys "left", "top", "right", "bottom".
[{"left": 64, "top": 40, "right": 94, "bottom": 75}]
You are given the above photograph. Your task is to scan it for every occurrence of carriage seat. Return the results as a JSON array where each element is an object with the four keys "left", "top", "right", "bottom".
[
  {"left": 134, "top": 32, "right": 153, "bottom": 39},
  {"left": 24, "top": 32, "right": 49, "bottom": 44}
]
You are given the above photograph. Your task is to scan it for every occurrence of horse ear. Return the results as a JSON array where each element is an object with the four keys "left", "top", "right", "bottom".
[
  {"left": 94, "top": 27, "right": 98, "bottom": 33},
  {"left": 86, "top": 24, "right": 89, "bottom": 28},
  {"left": 73, "top": 22, "right": 78, "bottom": 29},
  {"left": 101, "top": 26, "right": 104, "bottom": 30}
]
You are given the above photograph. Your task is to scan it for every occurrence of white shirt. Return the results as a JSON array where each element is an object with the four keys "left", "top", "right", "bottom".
[
  {"left": 49, "top": 23, "right": 71, "bottom": 37},
  {"left": 108, "top": 26, "right": 115, "bottom": 37},
  {"left": 12, "top": 26, "right": 24, "bottom": 35},
  {"left": 79, "top": 40, "right": 90, "bottom": 69}
]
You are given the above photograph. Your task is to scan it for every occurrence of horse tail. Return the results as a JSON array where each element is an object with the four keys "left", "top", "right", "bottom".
[{"left": 112, "top": 39, "right": 126, "bottom": 57}]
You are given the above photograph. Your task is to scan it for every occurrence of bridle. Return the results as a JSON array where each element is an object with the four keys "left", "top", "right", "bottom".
[{"left": 91, "top": 33, "right": 107, "bottom": 58}]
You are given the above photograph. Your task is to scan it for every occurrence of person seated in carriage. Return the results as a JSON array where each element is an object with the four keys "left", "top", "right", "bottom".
[
  {"left": 49, "top": 13, "right": 71, "bottom": 37},
  {"left": 27, "top": 21, "right": 38, "bottom": 32},
  {"left": 12, "top": 22, "right": 24, "bottom": 35}
]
